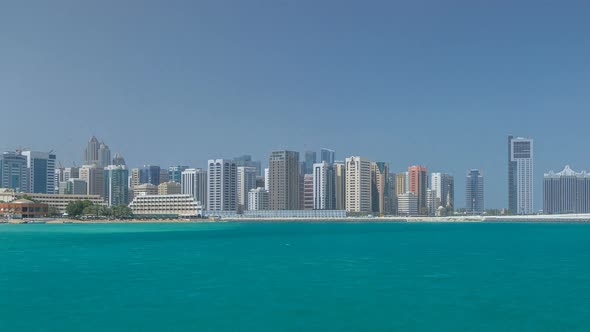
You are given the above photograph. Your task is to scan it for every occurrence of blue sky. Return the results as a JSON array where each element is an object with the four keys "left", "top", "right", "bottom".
[{"left": 1, "top": 0, "right": 589, "bottom": 209}]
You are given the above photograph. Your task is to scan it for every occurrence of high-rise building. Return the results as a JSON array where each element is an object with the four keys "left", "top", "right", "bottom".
[
  {"left": 508, "top": 136, "right": 534, "bottom": 214},
  {"left": 544, "top": 165, "right": 590, "bottom": 214},
  {"left": 269, "top": 151, "right": 300, "bottom": 210},
  {"left": 158, "top": 181, "right": 182, "bottom": 195},
  {"left": 371, "top": 162, "right": 391, "bottom": 215},
  {"left": 466, "top": 169, "right": 484, "bottom": 215},
  {"left": 248, "top": 188, "right": 270, "bottom": 211},
  {"left": 112, "top": 153, "right": 126, "bottom": 166},
  {"left": 313, "top": 162, "right": 336, "bottom": 210},
  {"left": 426, "top": 189, "right": 436, "bottom": 216},
  {"left": 334, "top": 162, "right": 346, "bottom": 210},
  {"left": 408, "top": 165, "right": 428, "bottom": 214},
  {"left": 345, "top": 156, "right": 372, "bottom": 213},
  {"left": 237, "top": 166, "right": 257, "bottom": 211},
  {"left": 139, "top": 165, "right": 161, "bottom": 186},
  {"left": 0, "top": 151, "right": 29, "bottom": 193},
  {"left": 234, "top": 155, "right": 262, "bottom": 176},
  {"left": 430, "top": 173, "right": 454, "bottom": 209},
  {"left": 83, "top": 136, "right": 100, "bottom": 166},
  {"left": 302, "top": 174, "right": 314, "bottom": 210},
  {"left": 264, "top": 168, "right": 270, "bottom": 191},
  {"left": 79, "top": 164, "right": 105, "bottom": 197},
  {"left": 159, "top": 169, "right": 169, "bottom": 184},
  {"left": 207, "top": 159, "right": 237, "bottom": 212},
  {"left": 168, "top": 166, "right": 189, "bottom": 183},
  {"left": 398, "top": 192, "right": 418, "bottom": 216},
  {"left": 22, "top": 150, "right": 56, "bottom": 194},
  {"left": 105, "top": 165, "right": 129, "bottom": 206},
  {"left": 98, "top": 143, "right": 111, "bottom": 168},
  {"left": 320, "top": 148, "right": 335, "bottom": 164},
  {"left": 395, "top": 173, "right": 407, "bottom": 197},
  {"left": 59, "top": 179, "right": 88, "bottom": 195},
  {"left": 181, "top": 168, "right": 207, "bottom": 209},
  {"left": 130, "top": 168, "right": 141, "bottom": 188},
  {"left": 63, "top": 167, "right": 80, "bottom": 181},
  {"left": 304, "top": 151, "right": 317, "bottom": 174}
]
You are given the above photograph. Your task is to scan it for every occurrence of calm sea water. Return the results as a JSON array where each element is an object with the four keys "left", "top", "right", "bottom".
[{"left": 1, "top": 222, "right": 589, "bottom": 331}]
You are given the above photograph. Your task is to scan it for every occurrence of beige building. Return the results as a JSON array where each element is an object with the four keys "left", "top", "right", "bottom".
[
  {"left": 131, "top": 183, "right": 158, "bottom": 200},
  {"left": 395, "top": 173, "right": 407, "bottom": 197},
  {"left": 345, "top": 157, "right": 372, "bottom": 213},
  {"left": 130, "top": 168, "right": 141, "bottom": 188},
  {"left": 17, "top": 193, "right": 105, "bottom": 214},
  {"left": 334, "top": 162, "right": 346, "bottom": 210},
  {"left": 158, "top": 181, "right": 181, "bottom": 195},
  {"left": 129, "top": 194, "right": 202, "bottom": 218},
  {"left": 269, "top": 150, "right": 300, "bottom": 210},
  {"left": 79, "top": 165, "right": 105, "bottom": 198}
]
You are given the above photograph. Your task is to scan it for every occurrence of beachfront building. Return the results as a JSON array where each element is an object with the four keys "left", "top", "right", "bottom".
[
  {"left": 129, "top": 194, "right": 203, "bottom": 218},
  {"left": 240, "top": 209, "right": 346, "bottom": 219},
  {"left": 269, "top": 151, "right": 300, "bottom": 210},
  {"left": 397, "top": 192, "right": 418, "bottom": 216},
  {"left": 0, "top": 151, "right": 29, "bottom": 193},
  {"left": 237, "top": 166, "right": 257, "bottom": 211},
  {"left": 508, "top": 136, "right": 534, "bottom": 214},
  {"left": 181, "top": 168, "right": 207, "bottom": 209},
  {"left": 303, "top": 174, "right": 314, "bottom": 210},
  {"left": 22, "top": 150, "right": 56, "bottom": 194},
  {"left": 105, "top": 165, "right": 129, "bottom": 206},
  {"left": 466, "top": 169, "right": 484, "bottom": 215},
  {"left": 431, "top": 172, "right": 454, "bottom": 210},
  {"left": 0, "top": 199, "right": 49, "bottom": 218},
  {"left": 248, "top": 187, "right": 270, "bottom": 211},
  {"left": 408, "top": 165, "right": 428, "bottom": 214},
  {"left": 313, "top": 162, "right": 336, "bottom": 210},
  {"left": 207, "top": 159, "right": 237, "bottom": 212},
  {"left": 334, "top": 162, "right": 346, "bottom": 210},
  {"left": 345, "top": 156, "right": 372, "bottom": 213},
  {"left": 543, "top": 165, "right": 590, "bottom": 214},
  {"left": 18, "top": 193, "right": 105, "bottom": 214},
  {"left": 426, "top": 189, "right": 436, "bottom": 216}
]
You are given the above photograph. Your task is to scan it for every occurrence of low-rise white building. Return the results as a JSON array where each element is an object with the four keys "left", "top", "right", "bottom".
[{"left": 129, "top": 194, "right": 203, "bottom": 218}]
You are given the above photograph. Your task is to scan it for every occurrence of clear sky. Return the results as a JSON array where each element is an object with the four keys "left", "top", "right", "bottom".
[{"left": 1, "top": 0, "right": 589, "bottom": 209}]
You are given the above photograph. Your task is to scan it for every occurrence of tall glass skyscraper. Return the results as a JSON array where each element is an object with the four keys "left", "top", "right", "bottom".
[
  {"left": 21, "top": 150, "right": 56, "bottom": 194},
  {"left": 466, "top": 169, "right": 484, "bottom": 214},
  {"left": 139, "top": 165, "right": 161, "bottom": 186},
  {"left": 320, "top": 148, "right": 335, "bottom": 164},
  {"left": 508, "top": 136, "right": 534, "bottom": 214},
  {"left": 0, "top": 151, "right": 29, "bottom": 192},
  {"left": 105, "top": 165, "right": 129, "bottom": 206},
  {"left": 304, "top": 151, "right": 317, "bottom": 174}
]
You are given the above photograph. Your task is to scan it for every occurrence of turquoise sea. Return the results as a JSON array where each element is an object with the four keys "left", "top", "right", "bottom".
[{"left": 1, "top": 222, "right": 589, "bottom": 331}]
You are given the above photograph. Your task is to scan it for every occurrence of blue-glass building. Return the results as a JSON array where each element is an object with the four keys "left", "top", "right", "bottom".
[
  {"left": 139, "top": 165, "right": 161, "bottom": 186},
  {"left": 0, "top": 151, "right": 29, "bottom": 192},
  {"left": 168, "top": 165, "right": 189, "bottom": 183}
]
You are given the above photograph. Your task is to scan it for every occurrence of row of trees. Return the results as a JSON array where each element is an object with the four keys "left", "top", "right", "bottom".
[{"left": 65, "top": 200, "right": 133, "bottom": 219}]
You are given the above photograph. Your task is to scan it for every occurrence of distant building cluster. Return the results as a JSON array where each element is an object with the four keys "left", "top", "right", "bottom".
[{"left": 9, "top": 134, "right": 589, "bottom": 218}]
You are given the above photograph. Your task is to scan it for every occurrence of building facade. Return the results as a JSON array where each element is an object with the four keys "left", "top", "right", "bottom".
[
  {"left": 543, "top": 165, "right": 590, "bottom": 214},
  {"left": 22, "top": 150, "right": 56, "bottom": 194},
  {"left": 371, "top": 162, "right": 391, "bottom": 215},
  {"left": 207, "top": 159, "right": 237, "bottom": 212},
  {"left": 334, "top": 162, "right": 346, "bottom": 210},
  {"left": 398, "top": 192, "right": 418, "bottom": 216},
  {"left": 431, "top": 172, "right": 454, "bottom": 209},
  {"left": 129, "top": 194, "right": 202, "bottom": 218},
  {"left": 237, "top": 166, "right": 257, "bottom": 211},
  {"left": 79, "top": 165, "right": 105, "bottom": 198},
  {"left": 320, "top": 148, "right": 335, "bottom": 164},
  {"left": 248, "top": 187, "right": 270, "bottom": 211},
  {"left": 168, "top": 166, "right": 189, "bottom": 183},
  {"left": 0, "top": 151, "right": 29, "bottom": 193},
  {"left": 105, "top": 165, "right": 129, "bottom": 206},
  {"left": 508, "top": 136, "right": 534, "bottom": 214},
  {"left": 181, "top": 168, "right": 207, "bottom": 209},
  {"left": 313, "top": 162, "right": 336, "bottom": 210},
  {"left": 269, "top": 151, "right": 300, "bottom": 210},
  {"left": 345, "top": 156, "right": 372, "bottom": 213},
  {"left": 408, "top": 165, "right": 428, "bottom": 214},
  {"left": 139, "top": 165, "right": 161, "bottom": 186},
  {"left": 466, "top": 169, "right": 484, "bottom": 215}
]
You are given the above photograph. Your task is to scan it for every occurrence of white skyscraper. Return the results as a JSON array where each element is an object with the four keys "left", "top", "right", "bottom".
[
  {"left": 237, "top": 166, "right": 257, "bottom": 211},
  {"left": 313, "top": 162, "right": 336, "bottom": 210},
  {"left": 207, "top": 159, "right": 237, "bottom": 212},
  {"left": 508, "top": 136, "right": 534, "bottom": 214},
  {"left": 345, "top": 156, "right": 372, "bottom": 213},
  {"left": 264, "top": 168, "right": 269, "bottom": 191},
  {"left": 181, "top": 168, "right": 207, "bottom": 210}
]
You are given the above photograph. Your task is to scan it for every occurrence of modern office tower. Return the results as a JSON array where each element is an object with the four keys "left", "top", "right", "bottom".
[
  {"left": 158, "top": 181, "right": 182, "bottom": 195},
  {"left": 320, "top": 148, "right": 335, "bottom": 164},
  {"left": 398, "top": 192, "right": 418, "bottom": 216},
  {"left": 167, "top": 165, "right": 189, "bottom": 183},
  {"left": 408, "top": 165, "right": 428, "bottom": 214},
  {"left": 269, "top": 151, "right": 300, "bottom": 210},
  {"left": 264, "top": 168, "right": 270, "bottom": 191},
  {"left": 426, "top": 189, "right": 436, "bottom": 216},
  {"left": 234, "top": 155, "right": 262, "bottom": 176},
  {"left": 303, "top": 151, "right": 317, "bottom": 174},
  {"left": 248, "top": 188, "right": 270, "bottom": 211},
  {"left": 98, "top": 143, "right": 111, "bottom": 168},
  {"left": 22, "top": 150, "right": 56, "bottom": 194},
  {"left": 181, "top": 168, "right": 207, "bottom": 209},
  {"left": 255, "top": 176, "right": 265, "bottom": 189},
  {"left": 431, "top": 172, "right": 455, "bottom": 209},
  {"left": 302, "top": 174, "right": 314, "bottom": 210},
  {"left": 104, "top": 165, "right": 129, "bottom": 206},
  {"left": 130, "top": 168, "right": 140, "bottom": 188},
  {"left": 313, "top": 162, "right": 336, "bottom": 210},
  {"left": 63, "top": 167, "right": 80, "bottom": 181},
  {"left": 395, "top": 173, "right": 407, "bottom": 197},
  {"left": 112, "top": 153, "right": 126, "bottom": 166},
  {"left": 79, "top": 164, "right": 105, "bottom": 197},
  {"left": 544, "top": 165, "right": 590, "bottom": 214},
  {"left": 466, "top": 169, "right": 484, "bottom": 214},
  {"left": 83, "top": 136, "right": 100, "bottom": 166},
  {"left": 371, "top": 162, "right": 391, "bottom": 215},
  {"left": 139, "top": 165, "right": 161, "bottom": 186},
  {"left": 508, "top": 136, "right": 534, "bottom": 214},
  {"left": 388, "top": 173, "right": 398, "bottom": 214},
  {"left": 131, "top": 183, "right": 158, "bottom": 198},
  {"left": 334, "top": 162, "right": 346, "bottom": 210},
  {"left": 237, "top": 166, "right": 257, "bottom": 211},
  {"left": 345, "top": 156, "right": 372, "bottom": 213},
  {"left": 207, "top": 159, "right": 237, "bottom": 212},
  {"left": 59, "top": 179, "right": 87, "bottom": 195},
  {"left": 0, "top": 151, "right": 29, "bottom": 192}
]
